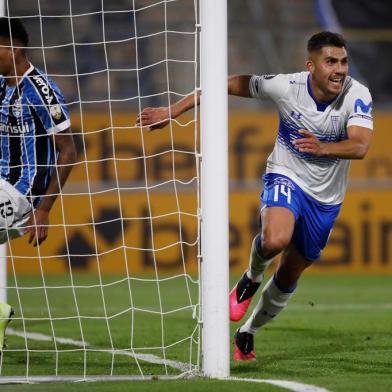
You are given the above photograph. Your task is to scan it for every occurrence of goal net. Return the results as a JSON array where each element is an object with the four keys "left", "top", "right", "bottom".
[{"left": 0, "top": 0, "right": 206, "bottom": 381}]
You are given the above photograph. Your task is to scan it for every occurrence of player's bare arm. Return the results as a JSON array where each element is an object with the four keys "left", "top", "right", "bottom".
[
  {"left": 228, "top": 75, "right": 252, "bottom": 97},
  {"left": 292, "top": 125, "right": 372, "bottom": 159},
  {"left": 136, "top": 91, "right": 201, "bottom": 131},
  {"left": 136, "top": 74, "right": 252, "bottom": 130},
  {"left": 228, "top": 75, "right": 252, "bottom": 98},
  {"left": 27, "top": 128, "right": 76, "bottom": 246}
]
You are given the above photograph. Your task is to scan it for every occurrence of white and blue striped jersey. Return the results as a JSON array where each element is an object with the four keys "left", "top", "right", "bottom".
[
  {"left": 249, "top": 71, "right": 373, "bottom": 204},
  {"left": 0, "top": 64, "right": 70, "bottom": 206}
]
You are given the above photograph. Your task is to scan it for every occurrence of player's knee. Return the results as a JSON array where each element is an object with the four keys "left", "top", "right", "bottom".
[{"left": 261, "top": 232, "right": 290, "bottom": 257}]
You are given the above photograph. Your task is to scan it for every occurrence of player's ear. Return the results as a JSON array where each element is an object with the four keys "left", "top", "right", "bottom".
[{"left": 306, "top": 59, "right": 314, "bottom": 73}]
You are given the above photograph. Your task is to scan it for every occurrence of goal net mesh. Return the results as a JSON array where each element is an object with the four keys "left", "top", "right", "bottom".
[{"left": 1, "top": 0, "right": 200, "bottom": 380}]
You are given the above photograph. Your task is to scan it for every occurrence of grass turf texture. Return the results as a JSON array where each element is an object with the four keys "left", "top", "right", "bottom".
[{"left": 0, "top": 274, "right": 391, "bottom": 392}]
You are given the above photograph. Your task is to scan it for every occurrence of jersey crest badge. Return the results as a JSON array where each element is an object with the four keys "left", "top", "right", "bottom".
[
  {"left": 50, "top": 104, "right": 62, "bottom": 120},
  {"left": 331, "top": 116, "right": 340, "bottom": 134},
  {"left": 12, "top": 99, "right": 23, "bottom": 118}
]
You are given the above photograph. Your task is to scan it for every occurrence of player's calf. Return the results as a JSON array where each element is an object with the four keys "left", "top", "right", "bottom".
[{"left": 230, "top": 234, "right": 274, "bottom": 322}]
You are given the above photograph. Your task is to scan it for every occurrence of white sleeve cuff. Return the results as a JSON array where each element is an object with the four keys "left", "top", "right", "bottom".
[
  {"left": 46, "top": 119, "right": 71, "bottom": 134},
  {"left": 347, "top": 116, "right": 373, "bottom": 131}
]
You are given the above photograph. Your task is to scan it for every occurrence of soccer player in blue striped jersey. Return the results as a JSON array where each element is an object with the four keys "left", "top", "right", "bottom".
[
  {"left": 0, "top": 18, "right": 76, "bottom": 246},
  {"left": 0, "top": 18, "right": 76, "bottom": 351},
  {"left": 136, "top": 32, "right": 373, "bottom": 362}
]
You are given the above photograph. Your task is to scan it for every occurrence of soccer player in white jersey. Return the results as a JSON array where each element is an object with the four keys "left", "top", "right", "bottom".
[
  {"left": 0, "top": 18, "right": 76, "bottom": 351},
  {"left": 136, "top": 31, "right": 373, "bottom": 361}
]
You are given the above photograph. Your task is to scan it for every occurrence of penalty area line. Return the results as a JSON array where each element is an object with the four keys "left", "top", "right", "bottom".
[{"left": 6, "top": 328, "right": 331, "bottom": 391}]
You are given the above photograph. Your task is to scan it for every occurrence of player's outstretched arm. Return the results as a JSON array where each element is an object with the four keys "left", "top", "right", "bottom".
[
  {"left": 228, "top": 75, "right": 252, "bottom": 97},
  {"left": 136, "top": 75, "right": 253, "bottom": 131},
  {"left": 135, "top": 91, "right": 201, "bottom": 131},
  {"left": 27, "top": 128, "right": 77, "bottom": 246},
  {"left": 292, "top": 126, "right": 372, "bottom": 159}
]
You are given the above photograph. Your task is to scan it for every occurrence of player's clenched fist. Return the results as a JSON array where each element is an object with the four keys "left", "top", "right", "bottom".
[{"left": 135, "top": 107, "right": 170, "bottom": 131}]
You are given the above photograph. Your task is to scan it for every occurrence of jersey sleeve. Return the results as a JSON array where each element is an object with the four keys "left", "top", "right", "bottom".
[
  {"left": 28, "top": 73, "right": 71, "bottom": 134},
  {"left": 249, "top": 74, "right": 290, "bottom": 102},
  {"left": 346, "top": 85, "right": 373, "bottom": 130}
]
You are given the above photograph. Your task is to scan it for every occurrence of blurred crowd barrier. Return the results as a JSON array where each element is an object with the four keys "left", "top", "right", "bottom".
[{"left": 8, "top": 111, "right": 392, "bottom": 274}]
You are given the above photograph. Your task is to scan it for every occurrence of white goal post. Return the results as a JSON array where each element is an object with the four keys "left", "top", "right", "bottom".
[
  {"left": 200, "top": 0, "right": 229, "bottom": 379},
  {"left": 0, "top": 0, "right": 229, "bottom": 381}
]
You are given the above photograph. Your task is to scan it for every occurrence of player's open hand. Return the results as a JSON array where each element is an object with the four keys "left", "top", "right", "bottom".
[
  {"left": 26, "top": 208, "right": 49, "bottom": 247},
  {"left": 135, "top": 107, "right": 170, "bottom": 131},
  {"left": 292, "top": 129, "right": 325, "bottom": 156}
]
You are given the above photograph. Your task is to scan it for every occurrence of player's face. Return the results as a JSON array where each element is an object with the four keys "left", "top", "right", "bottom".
[
  {"left": 0, "top": 37, "right": 17, "bottom": 76},
  {"left": 307, "top": 46, "right": 348, "bottom": 101}
]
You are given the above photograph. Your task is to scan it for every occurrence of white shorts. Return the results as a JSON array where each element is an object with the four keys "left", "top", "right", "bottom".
[{"left": 0, "top": 179, "right": 32, "bottom": 244}]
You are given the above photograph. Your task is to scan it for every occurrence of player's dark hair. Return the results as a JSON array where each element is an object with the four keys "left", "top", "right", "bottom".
[
  {"left": 307, "top": 31, "right": 346, "bottom": 53},
  {"left": 0, "top": 17, "right": 29, "bottom": 47}
]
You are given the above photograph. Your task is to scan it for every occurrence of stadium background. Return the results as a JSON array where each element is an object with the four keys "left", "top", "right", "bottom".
[{"left": 6, "top": 0, "right": 392, "bottom": 275}]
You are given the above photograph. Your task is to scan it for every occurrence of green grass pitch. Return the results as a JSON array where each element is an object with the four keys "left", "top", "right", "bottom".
[{"left": 0, "top": 274, "right": 391, "bottom": 392}]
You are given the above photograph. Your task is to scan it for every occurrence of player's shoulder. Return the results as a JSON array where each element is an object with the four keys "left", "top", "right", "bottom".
[
  {"left": 25, "top": 66, "right": 58, "bottom": 91},
  {"left": 338, "top": 77, "right": 372, "bottom": 111},
  {"left": 24, "top": 65, "right": 63, "bottom": 104},
  {"left": 284, "top": 71, "right": 308, "bottom": 92},
  {"left": 346, "top": 77, "right": 371, "bottom": 97},
  {"left": 286, "top": 71, "right": 308, "bottom": 84},
  {"left": 263, "top": 71, "right": 306, "bottom": 86}
]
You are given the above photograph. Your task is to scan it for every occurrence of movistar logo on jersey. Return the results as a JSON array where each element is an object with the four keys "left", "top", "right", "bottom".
[
  {"left": 0, "top": 122, "right": 31, "bottom": 134},
  {"left": 354, "top": 99, "right": 372, "bottom": 114},
  {"left": 32, "top": 75, "right": 54, "bottom": 105}
]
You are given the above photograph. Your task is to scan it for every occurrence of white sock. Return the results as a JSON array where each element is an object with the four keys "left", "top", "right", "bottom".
[
  {"left": 240, "top": 276, "right": 295, "bottom": 335},
  {"left": 246, "top": 234, "right": 274, "bottom": 283}
]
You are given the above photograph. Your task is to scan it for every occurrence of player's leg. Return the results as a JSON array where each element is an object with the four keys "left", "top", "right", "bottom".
[
  {"left": 234, "top": 188, "right": 342, "bottom": 361},
  {"left": 230, "top": 206, "right": 295, "bottom": 321},
  {"left": 233, "top": 244, "right": 310, "bottom": 361},
  {"left": 230, "top": 173, "right": 298, "bottom": 322},
  {"left": 0, "top": 181, "right": 31, "bottom": 352},
  {"left": 0, "top": 180, "right": 32, "bottom": 244},
  {"left": 241, "top": 244, "right": 311, "bottom": 333}
]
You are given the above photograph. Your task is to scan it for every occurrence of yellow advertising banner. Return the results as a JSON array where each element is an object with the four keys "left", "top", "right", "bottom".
[
  {"left": 7, "top": 112, "right": 392, "bottom": 274},
  {"left": 8, "top": 189, "right": 392, "bottom": 274},
  {"left": 66, "top": 111, "right": 392, "bottom": 184}
]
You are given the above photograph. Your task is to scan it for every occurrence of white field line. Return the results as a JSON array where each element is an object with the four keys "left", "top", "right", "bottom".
[
  {"left": 7, "top": 328, "right": 87, "bottom": 347},
  {"left": 228, "top": 377, "right": 331, "bottom": 392},
  {"left": 6, "top": 327, "right": 189, "bottom": 372},
  {"left": 5, "top": 328, "right": 331, "bottom": 392}
]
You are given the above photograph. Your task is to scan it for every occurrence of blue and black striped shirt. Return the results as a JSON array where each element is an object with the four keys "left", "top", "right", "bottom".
[{"left": 0, "top": 64, "right": 70, "bottom": 206}]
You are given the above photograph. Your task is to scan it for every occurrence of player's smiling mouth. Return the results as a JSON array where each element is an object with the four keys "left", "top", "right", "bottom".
[{"left": 329, "top": 76, "right": 344, "bottom": 86}]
